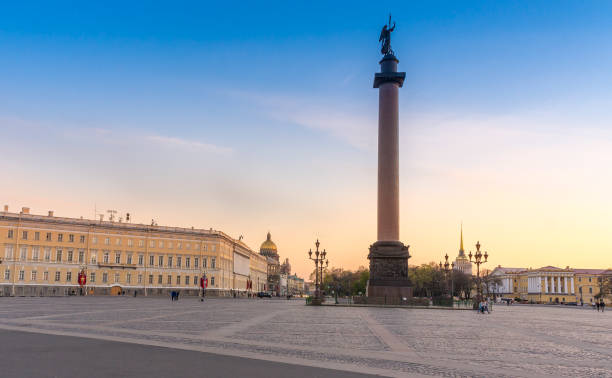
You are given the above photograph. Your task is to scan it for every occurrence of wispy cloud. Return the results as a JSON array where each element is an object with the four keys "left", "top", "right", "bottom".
[
  {"left": 229, "top": 90, "right": 376, "bottom": 150},
  {"left": 146, "top": 135, "right": 232, "bottom": 155}
]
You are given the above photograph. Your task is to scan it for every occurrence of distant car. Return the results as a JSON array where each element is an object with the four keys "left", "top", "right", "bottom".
[{"left": 257, "top": 292, "right": 272, "bottom": 298}]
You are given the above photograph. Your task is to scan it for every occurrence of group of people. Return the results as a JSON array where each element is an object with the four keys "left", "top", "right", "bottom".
[
  {"left": 478, "top": 298, "right": 491, "bottom": 314},
  {"left": 170, "top": 290, "right": 180, "bottom": 301},
  {"left": 594, "top": 298, "right": 606, "bottom": 312}
]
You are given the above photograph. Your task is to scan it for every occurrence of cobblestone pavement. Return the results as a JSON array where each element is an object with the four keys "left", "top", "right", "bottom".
[{"left": 0, "top": 297, "right": 610, "bottom": 377}]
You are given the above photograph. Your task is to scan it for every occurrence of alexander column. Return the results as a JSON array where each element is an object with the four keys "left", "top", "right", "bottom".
[{"left": 367, "top": 17, "right": 412, "bottom": 299}]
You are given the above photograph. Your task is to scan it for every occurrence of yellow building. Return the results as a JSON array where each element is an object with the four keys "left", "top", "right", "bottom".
[
  {"left": 490, "top": 265, "right": 611, "bottom": 305},
  {"left": 1, "top": 206, "right": 268, "bottom": 297}
]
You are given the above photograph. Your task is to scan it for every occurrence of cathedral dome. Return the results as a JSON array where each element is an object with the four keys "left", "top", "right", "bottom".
[{"left": 260, "top": 232, "right": 279, "bottom": 259}]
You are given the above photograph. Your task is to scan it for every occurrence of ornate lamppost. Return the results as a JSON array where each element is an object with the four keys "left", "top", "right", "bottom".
[
  {"left": 469, "top": 241, "right": 488, "bottom": 300},
  {"left": 439, "top": 253, "right": 455, "bottom": 299},
  {"left": 307, "top": 239, "right": 328, "bottom": 305}
]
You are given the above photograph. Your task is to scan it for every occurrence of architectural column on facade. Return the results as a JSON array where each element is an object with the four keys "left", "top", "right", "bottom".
[
  {"left": 564, "top": 276, "right": 568, "bottom": 294},
  {"left": 570, "top": 276, "right": 575, "bottom": 294},
  {"left": 557, "top": 276, "right": 561, "bottom": 294},
  {"left": 544, "top": 276, "right": 548, "bottom": 293}
]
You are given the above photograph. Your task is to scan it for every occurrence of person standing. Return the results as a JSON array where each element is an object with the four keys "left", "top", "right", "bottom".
[
  {"left": 600, "top": 298, "right": 605, "bottom": 313},
  {"left": 596, "top": 299, "right": 600, "bottom": 312}
]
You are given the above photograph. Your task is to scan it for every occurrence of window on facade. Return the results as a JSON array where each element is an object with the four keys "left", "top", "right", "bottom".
[
  {"left": 158, "top": 275, "right": 162, "bottom": 284},
  {"left": 158, "top": 255, "right": 163, "bottom": 266},
  {"left": 185, "top": 276, "right": 190, "bottom": 285},
  {"left": 7, "top": 229, "right": 14, "bottom": 239},
  {"left": 127, "top": 254, "right": 132, "bottom": 265},
  {"left": 159, "top": 241, "right": 164, "bottom": 248},
  {"left": 186, "top": 257, "right": 191, "bottom": 268},
  {"left": 102, "top": 273, "right": 108, "bottom": 283},
  {"left": 55, "top": 272, "right": 61, "bottom": 281},
  {"left": 92, "top": 236, "right": 98, "bottom": 244},
  {"left": 211, "top": 245, "right": 216, "bottom": 252},
  {"left": 589, "top": 287, "right": 593, "bottom": 293},
  {"left": 149, "top": 240, "right": 155, "bottom": 248},
  {"left": 44, "top": 248, "right": 50, "bottom": 261},
  {"left": 31, "top": 271, "right": 37, "bottom": 281},
  {"left": 589, "top": 277, "right": 592, "bottom": 282},
  {"left": 34, "top": 231, "right": 40, "bottom": 241},
  {"left": 149, "top": 255, "right": 154, "bottom": 266},
  {"left": 69, "top": 234, "right": 74, "bottom": 243},
  {"left": 58, "top": 234, "right": 63, "bottom": 242},
  {"left": 167, "top": 275, "right": 172, "bottom": 284},
  {"left": 193, "top": 276, "right": 197, "bottom": 285},
  {"left": 149, "top": 275, "right": 153, "bottom": 284},
  {"left": 46, "top": 232, "right": 52, "bottom": 241},
  {"left": 104, "top": 237, "right": 110, "bottom": 245},
  {"left": 115, "top": 252, "right": 121, "bottom": 264},
  {"left": 116, "top": 238, "right": 121, "bottom": 246},
  {"left": 91, "top": 250, "right": 97, "bottom": 264},
  {"left": 103, "top": 252, "right": 109, "bottom": 263},
  {"left": 20, "top": 247, "right": 27, "bottom": 261},
  {"left": 177, "top": 256, "right": 182, "bottom": 267},
  {"left": 80, "top": 235, "right": 85, "bottom": 243},
  {"left": 211, "top": 258, "right": 216, "bottom": 269},
  {"left": 90, "top": 272, "right": 96, "bottom": 283},
  {"left": 114, "top": 273, "right": 120, "bottom": 283},
  {"left": 168, "top": 256, "right": 173, "bottom": 267},
  {"left": 22, "top": 231, "right": 28, "bottom": 240},
  {"left": 67, "top": 250, "right": 73, "bottom": 262},
  {"left": 203, "top": 244, "right": 207, "bottom": 251},
  {"left": 127, "top": 239, "right": 133, "bottom": 247},
  {"left": 203, "top": 258, "right": 207, "bottom": 268},
  {"left": 78, "top": 250, "right": 84, "bottom": 263},
  {"left": 66, "top": 272, "right": 72, "bottom": 282},
  {"left": 177, "top": 242, "right": 182, "bottom": 249},
  {"left": 43, "top": 271, "right": 49, "bottom": 281},
  {"left": 32, "top": 247, "right": 39, "bottom": 261},
  {"left": 126, "top": 273, "right": 131, "bottom": 283},
  {"left": 138, "top": 274, "right": 142, "bottom": 284},
  {"left": 18, "top": 270, "right": 24, "bottom": 281},
  {"left": 211, "top": 276, "right": 215, "bottom": 286},
  {"left": 4, "top": 269, "right": 10, "bottom": 280},
  {"left": 138, "top": 240, "right": 144, "bottom": 247},
  {"left": 194, "top": 258, "right": 199, "bottom": 268},
  {"left": 138, "top": 255, "right": 143, "bottom": 265},
  {"left": 177, "top": 275, "right": 181, "bottom": 285},
  {"left": 56, "top": 250, "right": 62, "bottom": 262}
]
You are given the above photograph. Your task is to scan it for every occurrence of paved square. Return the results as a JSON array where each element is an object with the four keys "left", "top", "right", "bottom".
[{"left": 0, "top": 297, "right": 610, "bottom": 377}]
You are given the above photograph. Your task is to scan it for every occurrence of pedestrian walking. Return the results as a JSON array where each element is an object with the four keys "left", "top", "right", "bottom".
[
  {"left": 596, "top": 300, "right": 600, "bottom": 312},
  {"left": 600, "top": 299, "right": 605, "bottom": 313}
]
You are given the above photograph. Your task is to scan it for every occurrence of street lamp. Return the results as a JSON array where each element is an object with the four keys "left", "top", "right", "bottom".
[
  {"left": 439, "top": 253, "right": 455, "bottom": 300},
  {"left": 469, "top": 241, "right": 489, "bottom": 300},
  {"left": 307, "top": 239, "right": 328, "bottom": 305}
]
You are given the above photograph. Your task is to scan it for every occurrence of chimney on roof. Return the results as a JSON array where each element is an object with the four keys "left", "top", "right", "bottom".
[
  {"left": 21, "top": 207, "right": 30, "bottom": 214},
  {"left": 48, "top": 210, "right": 54, "bottom": 217},
  {"left": 3, "top": 205, "right": 7, "bottom": 212}
]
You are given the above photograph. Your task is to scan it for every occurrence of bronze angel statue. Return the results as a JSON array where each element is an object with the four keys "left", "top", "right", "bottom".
[{"left": 379, "top": 15, "right": 396, "bottom": 56}]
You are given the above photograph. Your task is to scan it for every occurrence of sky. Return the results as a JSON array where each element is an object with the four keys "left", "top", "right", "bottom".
[{"left": 2, "top": 1, "right": 612, "bottom": 278}]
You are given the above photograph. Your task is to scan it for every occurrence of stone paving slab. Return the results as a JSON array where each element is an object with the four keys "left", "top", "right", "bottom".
[{"left": 0, "top": 297, "right": 610, "bottom": 377}]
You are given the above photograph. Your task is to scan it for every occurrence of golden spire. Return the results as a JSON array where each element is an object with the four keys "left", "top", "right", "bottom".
[{"left": 459, "top": 223, "right": 465, "bottom": 255}]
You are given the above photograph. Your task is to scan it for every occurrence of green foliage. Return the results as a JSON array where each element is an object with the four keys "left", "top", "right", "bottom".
[{"left": 320, "top": 266, "right": 369, "bottom": 296}]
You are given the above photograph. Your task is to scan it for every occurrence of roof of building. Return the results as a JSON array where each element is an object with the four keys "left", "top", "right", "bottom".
[
  {"left": 259, "top": 232, "right": 279, "bottom": 260},
  {"left": 491, "top": 266, "right": 526, "bottom": 275}
]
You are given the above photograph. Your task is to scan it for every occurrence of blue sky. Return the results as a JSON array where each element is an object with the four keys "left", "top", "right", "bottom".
[{"left": 2, "top": 1, "right": 612, "bottom": 276}]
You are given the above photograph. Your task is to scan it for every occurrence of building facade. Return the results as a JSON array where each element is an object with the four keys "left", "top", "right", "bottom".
[
  {"left": 490, "top": 265, "right": 611, "bottom": 305},
  {"left": 0, "top": 206, "right": 268, "bottom": 297}
]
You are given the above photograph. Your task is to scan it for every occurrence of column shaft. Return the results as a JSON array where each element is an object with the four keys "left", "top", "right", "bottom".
[{"left": 377, "top": 82, "right": 400, "bottom": 241}]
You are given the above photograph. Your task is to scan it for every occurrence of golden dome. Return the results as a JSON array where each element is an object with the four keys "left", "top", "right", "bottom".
[{"left": 260, "top": 232, "right": 278, "bottom": 256}]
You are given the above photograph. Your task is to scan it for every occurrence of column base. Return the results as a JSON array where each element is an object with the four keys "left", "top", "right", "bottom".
[{"left": 367, "top": 241, "right": 412, "bottom": 298}]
